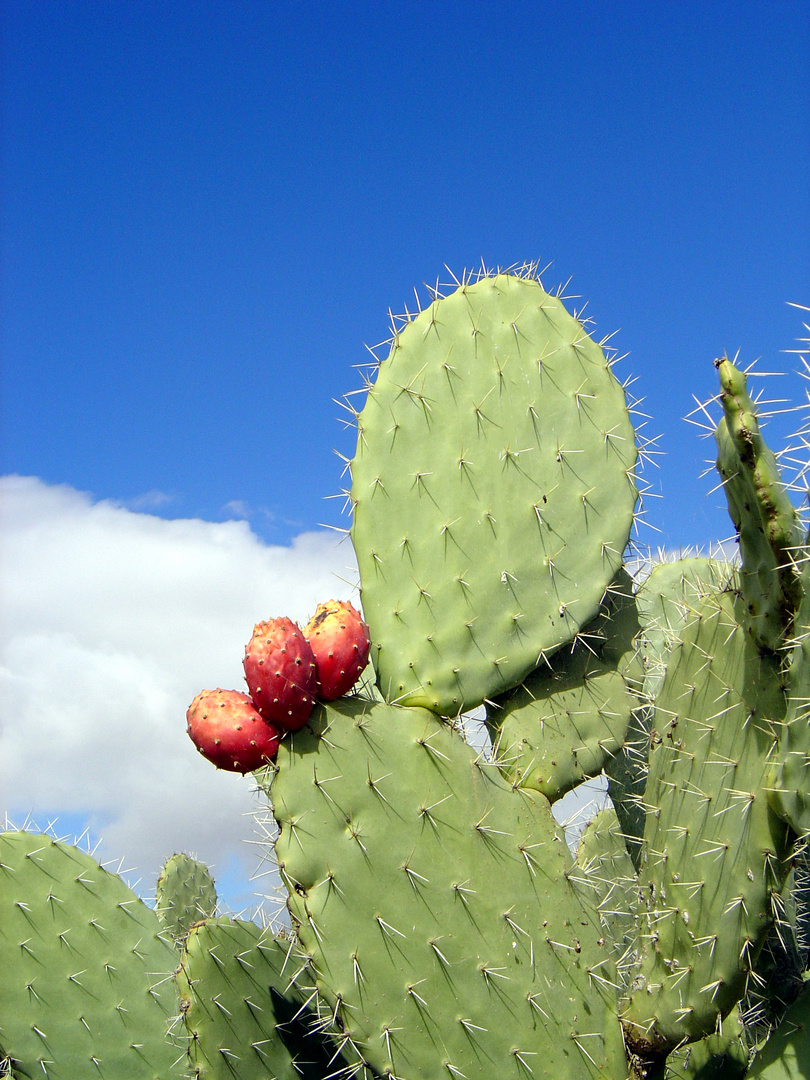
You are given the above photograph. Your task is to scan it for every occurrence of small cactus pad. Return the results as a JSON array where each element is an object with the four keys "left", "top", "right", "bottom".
[
  {"left": 485, "top": 569, "right": 640, "bottom": 802},
  {"left": 621, "top": 589, "right": 789, "bottom": 1055},
  {"left": 176, "top": 917, "right": 360, "bottom": 1080},
  {"left": 634, "top": 557, "right": 738, "bottom": 702},
  {"left": 155, "top": 852, "right": 218, "bottom": 946},
  {"left": 350, "top": 271, "right": 639, "bottom": 714},
  {"left": 714, "top": 357, "right": 804, "bottom": 651},
  {"left": 0, "top": 830, "right": 179, "bottom": 1079},
  {"left": 266, "top": 697, "right": 627, "bottom": 1080}
]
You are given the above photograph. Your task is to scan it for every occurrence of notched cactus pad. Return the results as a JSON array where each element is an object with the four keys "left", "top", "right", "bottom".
[
  {"left": 714, "top": 357, "right": 804, "bottom": 652},
  {"left": 0, "top": 829, "right": 179, "bottom": 1079},
  {"left": 267, "top": 697, "right": 627, "bottom": 1080},
  {"left": 350, "top": 271, "right": 639, "bottom": 715},
  {"left": 155, "top": 851, "right": 218, "bottom": 946}
]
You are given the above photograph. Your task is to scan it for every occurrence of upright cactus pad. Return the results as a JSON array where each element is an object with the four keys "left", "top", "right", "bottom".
[
  {"left": 769, "top": 558, "right": 810, "bottom": 837},
  {"left": 622, "top": 589, "right": 789, "bottom": 1055},
  {"left": 155, "top": 851, "right": 218, "bottom": 946},
  {"left": 267, "top": 697, "right": 627, "bottom": 1079},
  {"left": 714, "top": 357, "right": 804, "bottom": 652},
  {"left": 606, "top": 557, "right": 738, "bottom": 867},
  {"left": 0, "top": 830, "right": 179, "bottom": 1079},
  {"left": 350, "top": 270, "right": 639, "bottom": 715}
]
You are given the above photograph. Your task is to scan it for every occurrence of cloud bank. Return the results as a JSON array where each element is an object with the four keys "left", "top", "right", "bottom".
[{"left": 0, "top": 475, "right": 358, "bottom": 911}]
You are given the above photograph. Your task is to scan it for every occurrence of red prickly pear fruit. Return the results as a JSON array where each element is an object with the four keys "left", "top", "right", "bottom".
[
  {"left": 186, "top": 689, "right": 281, "bottom": 773},
  {"left": 243, "top": 617, "right": 317, "bottom": 731},
  {"left": 302, "top": 600, "right": 370, "bottom": 700}
]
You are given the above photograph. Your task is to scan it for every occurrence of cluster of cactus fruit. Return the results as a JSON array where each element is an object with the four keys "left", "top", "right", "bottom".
[
  {"left": 3, "top": 265, "right": 810, "bottom": 1079},
  {"left": 186, "top": 602, "right": 371, "bottom": 771}
]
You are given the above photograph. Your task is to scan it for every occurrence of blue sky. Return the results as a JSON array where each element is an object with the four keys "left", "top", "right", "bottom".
[{"left": 2, "top": 1, "right": 809, "bottom": 911}]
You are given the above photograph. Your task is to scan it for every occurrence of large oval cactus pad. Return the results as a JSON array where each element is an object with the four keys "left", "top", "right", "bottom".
[{"left": 350, "top": 272, "right": 639, "bottom": 714}]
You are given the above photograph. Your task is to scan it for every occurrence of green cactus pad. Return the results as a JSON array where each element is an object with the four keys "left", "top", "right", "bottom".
[
  {"left": 155, "top": 852, "right": 218, "bottom": 947},
  {"left": 606, "top": 558, "right": 737, "bottom": 868},
  {"left": 634, "top": 558, "right": 738, "bottom": 703},
  {"left": 176, "top": 916, "right": 361, "bottom": 1080},
  {"left": 265, "top": 696, "right": 627, "bottom": 1080},
  {"left": 621, "top": 589, "right": 789, "bottom": 1056},
  {"left": 714, "top": 357, "right": 804, "bottom": 652},
  {"left": 350, "top": 271, "right": 639, "bottom": 715},
  {"left": 0, "top": 829, "right": 179, "bottom": 1079},
  {"left": 486, "top": 569, "right": 640, "bottom": 802}
]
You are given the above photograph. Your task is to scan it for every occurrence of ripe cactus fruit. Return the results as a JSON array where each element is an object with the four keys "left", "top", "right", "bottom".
[
  {"left": 243, "top": 617, "right": 317, "bottom": 730},
  {"left": 302, "top": 599, "right": 370, "bottom": 699},
  {"left": 186, "top": 688, "right": 281, "bottom": 772}
]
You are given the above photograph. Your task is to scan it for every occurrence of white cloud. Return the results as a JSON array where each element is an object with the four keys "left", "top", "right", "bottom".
[{"left": 0, "top": 475, "right": 358, "bottom": 911}]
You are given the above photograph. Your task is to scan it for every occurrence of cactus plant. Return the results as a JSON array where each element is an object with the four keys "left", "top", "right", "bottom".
[
  {"left": 176, "top": 915, "right": 367, "bottom": 1079},
  {"left": 256, "top": 271, "right": 809, "bottom": 1079},
  {"left": 155, "top": 851, "right": 218, "bottom": 946},
  {"left": 4, "top": 269, "right": 809, "bottom": 1079},
  {"left": 0, "top": 829, "right": 180, "bottom": 1079}
]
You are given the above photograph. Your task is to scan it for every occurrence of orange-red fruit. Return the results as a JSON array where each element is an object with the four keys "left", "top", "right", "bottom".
[
  {"left": 303, "top": 600, "right": 370, "bottom": 700},
  {"left": 186, "top": 689, "right": 281, "bottom": 773},
  {"left": 243, "top": 617, "right": 317, "bottom": 731}
]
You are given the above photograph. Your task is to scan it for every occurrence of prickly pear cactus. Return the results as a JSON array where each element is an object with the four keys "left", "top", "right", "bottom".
[
  {"left": 0, "top": 829, "right": 180, "bottom": 1079},
  {"left": 264, "top": 698, "right": 628, "bottom": 1079},
  {"left": 486, "top": 567, "right": 641, "bottom": 803},
  {"left": 9, "top": 270, "right": 808, "bottom": 1080},
  {"left": 176, "top": 916, "right": 365, "bottom": 1079},
  {"left": 155, "top": 851, "right": 218, "bottom": 946},
  {"left": 350, "top": 269, "right": 639, "bottom": 715}
]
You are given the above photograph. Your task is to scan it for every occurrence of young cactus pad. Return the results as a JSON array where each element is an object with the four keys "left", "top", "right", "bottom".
[
  {"left": 350, "top": 270, "right": 639, "bottom": 714},
  {"left": 155, "top": 851, "right": 218, "bottom": 946},
  {"left": 485, "top": 568, "right": 641, "bottom": 803}
]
